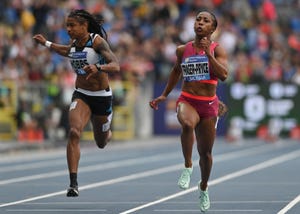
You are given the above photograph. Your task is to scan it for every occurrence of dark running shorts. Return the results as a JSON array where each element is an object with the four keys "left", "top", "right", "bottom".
[{"left": 71, "top": 90, "right": 113, "bottom": 116}]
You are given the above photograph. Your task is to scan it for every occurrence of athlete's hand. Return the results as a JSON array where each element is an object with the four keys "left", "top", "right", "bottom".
[
  {"left": 218, "top": 100, "right": 228, "bottom": 117},
  {"left": 199, "top": 37, "right": 211, "bottom": 55},
  {"left": 83, "top": 64, "right": 99, "bottom": 80},
  {"left": 149, "top": 96, "right": 167, "bottom": 110},
  {"left": 32, "top": 34, "right": 47, "bottom": 46}
]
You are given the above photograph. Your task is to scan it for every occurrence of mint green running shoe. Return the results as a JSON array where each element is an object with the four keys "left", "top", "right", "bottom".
[
  {"left": 177, "top": 167, "right": 193, "bottom": 189},
  {"left": 198, "top": 183, "right": 210, "bottom": 212}
]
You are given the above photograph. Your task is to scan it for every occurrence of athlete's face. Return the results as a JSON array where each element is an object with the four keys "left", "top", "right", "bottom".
[
  {"left": 66, "top": 17, "right": 88, "bottom": 39},
  {"left": 194, "top": 12, "right": 215, "bottom": 37}
]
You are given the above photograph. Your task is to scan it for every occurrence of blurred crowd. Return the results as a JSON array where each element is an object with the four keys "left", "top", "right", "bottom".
[{"left": 0, "top": 0, "right": 300, "bottom": 141}]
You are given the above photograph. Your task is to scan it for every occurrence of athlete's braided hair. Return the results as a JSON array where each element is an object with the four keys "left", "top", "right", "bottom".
[{"left": 68, "top": 9, "right": 107, "bottom": 41}]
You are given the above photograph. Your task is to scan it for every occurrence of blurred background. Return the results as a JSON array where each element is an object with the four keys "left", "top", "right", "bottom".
[{"left": 0, "top": 0, "right": 300, "bottom": 146}]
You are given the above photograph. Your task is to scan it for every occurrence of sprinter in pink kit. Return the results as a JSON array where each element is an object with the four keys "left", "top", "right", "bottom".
[{"left": 150, "top": 11, "right": 228, "bottom": 212}]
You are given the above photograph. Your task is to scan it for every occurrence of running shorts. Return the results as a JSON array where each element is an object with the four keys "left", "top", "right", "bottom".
[
  {"left": 176, "top": 91, "right": 219, "bottom": 118},
  {"left": 71, "top": 88, "right": 113, "bottom": 116}
]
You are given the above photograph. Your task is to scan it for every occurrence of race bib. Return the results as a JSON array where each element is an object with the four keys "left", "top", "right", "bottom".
[
  {"left": 69, "top": 52, "right": 88, "bottom": 75},
  {"left": 181, "top": 55, "right": 210, "bottom": 82}
]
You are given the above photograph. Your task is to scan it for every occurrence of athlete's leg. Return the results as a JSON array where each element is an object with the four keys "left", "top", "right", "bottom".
[
  {"left": 91, "top": 112, "right": 113, "bottom": 149},
  {"left": 195, "top": 116, "right": 217, "bottom": 191},
  {"left": 195, "top": 117, "right": 216, "bottom": 211},
  {"left": 67, "top": 99, "right": 91, "bottom": 189},
  {"left": 176, "top": 102, "right": 199, "bottom": 189},
  {"left": 177, "top": 102, "right": 199, "bottom": 168}
]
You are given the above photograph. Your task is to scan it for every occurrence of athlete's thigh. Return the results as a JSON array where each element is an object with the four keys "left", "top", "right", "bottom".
[
  {"left": 177, "top": 101, "right": 200, "bottom": 126},
  {"left": 195, "top": 117, "right": 217, "bottom": 153},
  {"left": 69, "top": 98, "right": 91, "bottom": 130},
  {"left": 91, "top": 113, "right": 112, "bottom": 135}
]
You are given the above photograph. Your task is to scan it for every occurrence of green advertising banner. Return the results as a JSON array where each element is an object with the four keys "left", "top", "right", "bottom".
[{"left": 227, "top": 82, "right": 300, "bottom": 138}]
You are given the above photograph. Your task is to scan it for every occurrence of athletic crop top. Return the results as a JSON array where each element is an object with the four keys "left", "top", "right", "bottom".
[
  {"left": 181, "top": 41, "right": 218, "bottom": 84},
  {"left": 68, "top": 33, "right": 106, "bottom": 75}
]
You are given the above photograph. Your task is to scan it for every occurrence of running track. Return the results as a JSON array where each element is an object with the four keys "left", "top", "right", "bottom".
[{"left": 0, "top": 136, "right": 299, "bottom": 214}]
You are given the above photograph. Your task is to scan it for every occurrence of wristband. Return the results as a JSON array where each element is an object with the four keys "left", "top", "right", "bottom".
[
  {"left": 95, "top": 63, "right": 102, "bottom": 72},
  {"left": 45, "top": 41, "right": 52, "bottom": 48}
]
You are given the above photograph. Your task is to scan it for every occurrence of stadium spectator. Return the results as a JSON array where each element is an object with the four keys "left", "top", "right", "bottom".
[{"left": 0, "top": 0, "right": 299, "bottom": 140}]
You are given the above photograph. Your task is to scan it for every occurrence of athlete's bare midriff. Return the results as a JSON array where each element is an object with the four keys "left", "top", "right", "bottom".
[
  {"left": 75, "top": 74, "right": 109, "bottom": 91},
  {"left": 182, "top": 81, "right": 217, "bottom": 97}
]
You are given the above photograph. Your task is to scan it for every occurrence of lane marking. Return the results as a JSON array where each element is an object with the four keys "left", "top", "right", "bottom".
[
  {"left": 277, "top": 194, "right": 300, "bottom": 214},
  {"left": 0, "top": 165, "right": 181, "bottom": 208},
  {"left": 6, "top": 209, "right": 106, "bottom": 212},
  {"left": 0, "top": 159, "right": 64, "bottom": 173},
  {"left": 0, "top": 143, "right": 274, "bottom": 208},
  {"left": 0, "top": 153, "right": 178, "bottom": 185},
  {"left": 0, "top": 150, "right": 66, "bottom": 163},
  {"left": 0, "top": 144, "right": 296, "bottom": 209},
  {"left": 19, "top": 200, "right": 290, "bottom": 205},
  {"left": 154, "top": 209, "right": 262, "bottom": 212},
  {"left": 119, "top": 149, "right": 300, "bottom": 214},
  {"left": 0, "top": 136, "right": 178, "bottom": 163},
  {"left": 0, "top": 143, "right": 283, "bottom": 185}
]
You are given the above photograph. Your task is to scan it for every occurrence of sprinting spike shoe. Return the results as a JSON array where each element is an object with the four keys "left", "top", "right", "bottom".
[
  {"left": 66, "top": 186, "right": 79, "bottom": 197},
  {"left": 177, "top": 167, "right": 193, "bottom": 189},
  {"left": 198, "top": 182, "right": 210, "bottom": 212}
]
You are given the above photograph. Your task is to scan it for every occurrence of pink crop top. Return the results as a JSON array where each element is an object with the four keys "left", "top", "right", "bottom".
[{"left": 181, "top": 41, "right": 218, "bottom": 85}]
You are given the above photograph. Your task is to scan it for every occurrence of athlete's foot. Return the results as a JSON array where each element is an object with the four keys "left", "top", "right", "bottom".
[
  {"left": 178, "top": 167, "right": 193, "bottom": 189},
  {"left": 198, "top": 182, "right": 210, "bottom": 212},
  {"left": 66, "top": 186, "right": 79, "bottom": 197}
]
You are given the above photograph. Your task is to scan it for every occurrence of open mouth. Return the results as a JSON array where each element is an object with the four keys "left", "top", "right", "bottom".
[{"left": 196, "top": 27, "right": 203, "bottom": 33}]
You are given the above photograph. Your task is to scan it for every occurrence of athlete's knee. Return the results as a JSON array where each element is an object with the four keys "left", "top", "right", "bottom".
[
  {"left": 68, "top": 127, "right": 81, "bottom": 140},
  {"left": 200, "top": 151, "right": 213, "bottom": 161},
  {"left": 180, "top": 119, "right": 195, "bottom": 131}
]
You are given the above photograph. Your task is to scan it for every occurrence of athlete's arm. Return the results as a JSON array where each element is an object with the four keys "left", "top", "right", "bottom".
[
  {"left": 207, "top": 45, "right": 228, "bottom": 81},
  {"left": 93, "top": 36, "right": 120, "bottom": 73},
  {"left": 32, "top": 34, "right": 71, "bottom": 57},
  {"left": 149, "top": 45, "right": 183, "bottom": 110},
  {"left": 199, "top": 37, "right": 228, "bottom": 81},
  {"left": 47, "top": 43, "right": 71, "bottom": 57},
  {"left": 161, "top": 46, "right": 184, "bottom": 97}
]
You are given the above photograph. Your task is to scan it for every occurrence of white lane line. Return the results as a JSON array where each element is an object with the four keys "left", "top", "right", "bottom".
[
  {"left": 0, "top": 153, "right": 178, "bottom": 186},
  {"left": 0, "top": 190, "right": 67, "bottom": 208},
  {"left": 211, "top": 201, "right": 288, "bottom": 204},
  {"left": 0, "top": 136, "right": 176, "bottom": 163},
  {"left": 19, "top": 200, "right": 290, "bottom": 205},
  {"left": 0, "top": 159, "right": 64, "bottom": 173},
  {"left": 23, "top": 202, "right": 147, "bottom": 205},
  {"left": 277, "top": 194, "right": 300, "bottom": 214},
  {"left": 0, "top": 144, "right": 293, "bottom": 208},
  {"left": 0, "top": 152, "right": 110, "bottom": 173},
  {"left": 154, "top": 209, "right": 262, "bottom": 212},
  {"left": 0, "top": 142, "right": 281, "bottom": 186},
  {"left": 0, "top": 150, "right": 146, "bottom": 173},
  {"left": 119, "top": 149, "right": 300, "bottom": 214},
  {"left": 0, "top": 140, "right": 286, "bottom": 172},
  {"left": 0, "top": 150, "right": 66, "bottom": 163},
  {"left": 0, "top": 164, "right": 182, "bottom": 208},
  {"left": 6, "top": 209, "right": 106, "bottom": 212}
]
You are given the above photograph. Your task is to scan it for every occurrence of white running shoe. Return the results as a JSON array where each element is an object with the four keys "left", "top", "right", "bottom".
[
  {"left": 177, "top": 167, "right": 193, "bottom": 189},
  {"left": 198, "top": 182, "right": 210, "bottom": 212}
]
